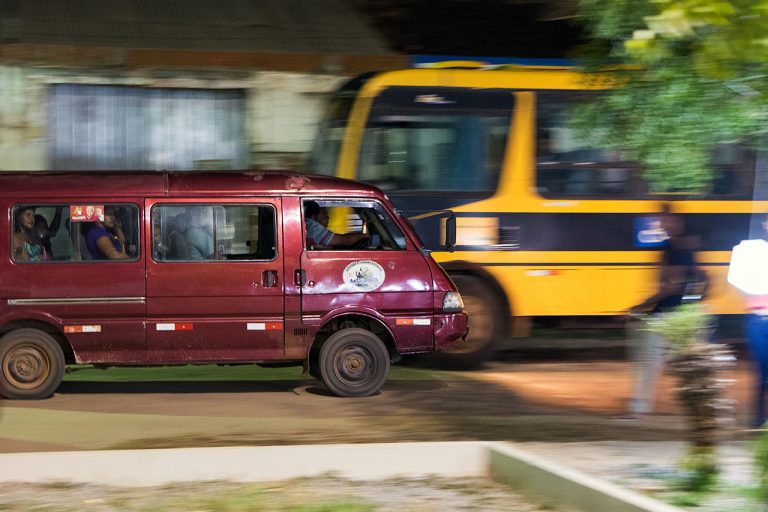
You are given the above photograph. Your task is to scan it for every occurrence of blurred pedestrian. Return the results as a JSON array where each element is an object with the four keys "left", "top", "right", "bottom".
[
  {"left": 744, "top": 214, "right": 768, "bottom": 427},
  {"left": 623, "top": 204, "right": 708, "bottom": 418}
]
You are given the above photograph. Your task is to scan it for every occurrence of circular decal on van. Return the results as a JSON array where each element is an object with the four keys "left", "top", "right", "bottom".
[{"left": 343, "top": 260, "right": 385, "bottom": 292}]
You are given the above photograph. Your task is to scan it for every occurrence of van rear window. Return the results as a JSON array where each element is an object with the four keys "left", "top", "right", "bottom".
[
  {"left": 152, "top": 204, "right": 276, "bottom": 262},
  {"left": 11, "top": 203, "right": 139, "bottom": 263}
]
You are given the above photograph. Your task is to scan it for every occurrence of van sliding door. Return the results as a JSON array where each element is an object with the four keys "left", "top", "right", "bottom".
[{"left": 145, "top": 198, "right": 284, "bottom": 362}]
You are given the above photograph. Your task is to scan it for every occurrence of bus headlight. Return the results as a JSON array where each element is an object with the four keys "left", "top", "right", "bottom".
[{"left": 442, "top": 291, "right": 464, "bottom": 312}]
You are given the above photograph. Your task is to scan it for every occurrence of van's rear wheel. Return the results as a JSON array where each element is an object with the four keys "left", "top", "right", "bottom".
[
  {"left": 436, "top": 275, "right": 506, "bottom": 369},
  {"left": 319, "top": 328, "right": 390, "bottom": 397},
  {"left": 0, "top": 329, "right": 65, "bottom": 399}
]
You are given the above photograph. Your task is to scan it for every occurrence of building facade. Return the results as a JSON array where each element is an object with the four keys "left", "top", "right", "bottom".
[{"left": 0, "top": 0, "right": 405, "bottom": 171}]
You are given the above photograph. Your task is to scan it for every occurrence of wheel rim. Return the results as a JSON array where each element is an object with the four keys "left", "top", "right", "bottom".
[
  {"left": 446, "top": 293, "right": 493, "bottom": 354},
  {"left": 333, "top": 344, "right": 377, "bottom": 387},
  {"left": 2, "top": 343, "right": 51, "bottom": 390}
]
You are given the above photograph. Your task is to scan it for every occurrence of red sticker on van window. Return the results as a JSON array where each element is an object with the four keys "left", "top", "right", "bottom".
[{"left": 70, "top": 205, "right": 104, "bottom": 222}]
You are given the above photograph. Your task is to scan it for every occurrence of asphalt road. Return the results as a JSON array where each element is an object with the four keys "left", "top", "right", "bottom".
[{"left": 0, "top": 341, "right": 756, "bottom": 453}]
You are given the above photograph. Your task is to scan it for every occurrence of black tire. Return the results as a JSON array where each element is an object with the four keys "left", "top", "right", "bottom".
[
  {"left": 0, "top": 328, "right": 65, "bottom": 399},
  {"left": 319, "top": 328, "right": 390, "bottom": 397},
  {"left": 434, "top": 275, "right": 506, "bottom": 370}
]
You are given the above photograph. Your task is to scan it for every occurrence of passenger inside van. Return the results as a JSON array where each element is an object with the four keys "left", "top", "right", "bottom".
[
  {"left": 304, "top": 200, "right": 369, "bottom": 249},
  {"left": 166, "top": 213, "right": 191, "bottom": 260},
  {"left": 185, "top": 207, "right": 214, "bottom": 260},
  {"left": 12, "top": 206, "right": 49, "bottom": 263},
  {"left": 34, "top": 207, "right": 62, "bottom": 256},
  {"left": 86, "top": 206, "right": 129, "bottom": 260}
]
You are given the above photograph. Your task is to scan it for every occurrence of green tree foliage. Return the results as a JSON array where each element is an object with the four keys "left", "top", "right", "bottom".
[{"left": 574, "top": 0, "right": 768, "bottom": 192}]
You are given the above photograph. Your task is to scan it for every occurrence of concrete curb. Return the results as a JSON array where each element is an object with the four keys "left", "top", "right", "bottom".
[
  {"left": 490, "top": 443, "right": 682, "bottom": 512},
  {"left": 0, "top": 441, "right": 681, "bottom": 512}
]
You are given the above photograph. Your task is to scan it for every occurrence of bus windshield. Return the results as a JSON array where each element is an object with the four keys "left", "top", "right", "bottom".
[{"left": 356, "top": 87, "right": 513, "bottom": 193}]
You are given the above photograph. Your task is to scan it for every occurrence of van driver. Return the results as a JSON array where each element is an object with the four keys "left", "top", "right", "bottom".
[{"left": 304, "top": 201, "right": 368, "bottom": 249}]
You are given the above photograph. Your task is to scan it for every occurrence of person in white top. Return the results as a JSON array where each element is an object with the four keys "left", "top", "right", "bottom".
[{"left": 745, "top": 215, "right": 768, "bottom": 427}]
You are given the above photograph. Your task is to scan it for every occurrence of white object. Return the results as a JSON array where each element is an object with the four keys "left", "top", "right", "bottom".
[{"left": 728, "top": 239, "right": 768, "bottom": 295}]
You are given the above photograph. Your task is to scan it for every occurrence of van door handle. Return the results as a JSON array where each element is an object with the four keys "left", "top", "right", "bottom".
[
  {"left": 262, "top": 270, "right": 278, "bottom": 288},
  {"left": 294, "top": 269, "right": 306, "bottom": 287}
]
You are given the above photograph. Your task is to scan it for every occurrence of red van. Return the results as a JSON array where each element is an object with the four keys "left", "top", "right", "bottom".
[{"left": 0, "top": 171, "right": 467, "bottom": 398}]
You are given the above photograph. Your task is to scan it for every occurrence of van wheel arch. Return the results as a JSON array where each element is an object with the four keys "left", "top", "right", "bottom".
[
  {"left": 438, "top": 264, "right": 511, "bottom": 369},
  {"left": 306, "top": 314, "right": 396, "bottom": 381},
  {"left": 0, "top": 321, "right": 75, "bottom": 365}
]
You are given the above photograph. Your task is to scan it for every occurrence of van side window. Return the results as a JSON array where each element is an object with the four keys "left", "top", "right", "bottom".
[
  {"left": 303, "top": 199, "right": 406, "bottom": 251},
  {"left": 11, "top": 203, "right": 139, "bottom": 263},
  {"left": 152, "top": 204, "right": 276, "bottom": 262}
]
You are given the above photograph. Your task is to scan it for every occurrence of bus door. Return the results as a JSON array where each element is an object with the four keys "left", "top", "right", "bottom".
[{"left": 145, "top": 199, "right": 284, "bottom": 362}]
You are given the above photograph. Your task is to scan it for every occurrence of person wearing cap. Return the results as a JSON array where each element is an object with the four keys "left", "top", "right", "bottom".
[
  {"left": 12, "top": 205, "right": 48, "bottom": 262},
  {"left": 86, "top": 206, "right": 128, "bottom": 260}
]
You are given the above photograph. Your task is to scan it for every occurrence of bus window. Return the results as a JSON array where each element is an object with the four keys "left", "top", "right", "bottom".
[
  {"left": 356, "top": 87, "right": 513, "bottom": 193},
  {"left": 703, "top": 144, "right": 755, "bottom": 199},
  {"left": 535, "top": 91, "right": 642, "bottom": 198},
  {"left": 152, "top": 204, "right": 276, "bottom": 262},
  {"left": 310, "top": 73, "right": 375, "bottom": 176}
]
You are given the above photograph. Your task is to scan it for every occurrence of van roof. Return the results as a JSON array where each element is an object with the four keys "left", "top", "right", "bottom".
[{"left": 0, "top": 170, "right": 382, "bottom": 199}]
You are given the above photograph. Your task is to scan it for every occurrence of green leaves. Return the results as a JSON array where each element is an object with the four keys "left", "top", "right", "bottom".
[{"left": 575, "top": 0, "right": 768, "bottom": 192}]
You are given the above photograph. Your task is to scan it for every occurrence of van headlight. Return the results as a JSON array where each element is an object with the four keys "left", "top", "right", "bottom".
[{"left": 442, "top": 291, "right": 464, "bottom": 312}]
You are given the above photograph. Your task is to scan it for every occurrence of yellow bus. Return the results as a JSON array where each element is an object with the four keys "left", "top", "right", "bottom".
[{"left": 310, "top": 67, "right": 766, "bottom": 367}]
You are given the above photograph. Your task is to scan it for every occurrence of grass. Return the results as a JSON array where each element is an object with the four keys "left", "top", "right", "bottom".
[
  {"left": 63, "top": 362, "right": 453, "bottom": 383},
  {"left": 644, "top": 473, "right": 764, "bottom": 511},
  {"left": 0, "top": 477, "right": 527, "bottom": 511}
]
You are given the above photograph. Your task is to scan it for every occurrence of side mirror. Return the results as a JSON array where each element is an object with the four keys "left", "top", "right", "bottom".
[
  {"left": 445, "top": 213, "right": 456, "bottom": 252},
  {"left": 403, "top": 209, "right": 457, "bottom": 253}
]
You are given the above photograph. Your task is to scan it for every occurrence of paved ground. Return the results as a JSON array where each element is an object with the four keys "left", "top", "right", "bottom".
[
  {"left": 0, "top": 342, "right": 757, "bottom": 450},
  {"left": 0, "top": 342, "right": 762, "bottom": 509}
]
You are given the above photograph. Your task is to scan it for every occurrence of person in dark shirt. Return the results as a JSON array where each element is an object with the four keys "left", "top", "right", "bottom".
[
  {"left": 34, "top": 207, "right": 62, "bottom": 257},
  {"left": 623, "top": 204, "right": 708, "bottom": 418}
]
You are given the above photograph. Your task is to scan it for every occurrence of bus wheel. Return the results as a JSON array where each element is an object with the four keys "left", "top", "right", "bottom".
[
  {"left": 437, "top": 275, "right": 505, "bottom": 369},
  {"left": 0, "top": 329, "right": 65, "bottom": 399},
  {"left": 319, "top": 328, "right": 390, "bottom": 397}
]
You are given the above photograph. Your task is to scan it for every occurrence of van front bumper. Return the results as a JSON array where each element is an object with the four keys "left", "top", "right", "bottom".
[{"left": 434, "top": 312, "right": 469, "bottom": 351}]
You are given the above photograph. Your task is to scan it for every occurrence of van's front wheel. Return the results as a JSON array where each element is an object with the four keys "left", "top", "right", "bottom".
[
  {"left": 319, "top": 328, "right": 390, "bottom": 397},
  {"left": 0, "top": 329, "right": 65, "bottom": 399}
]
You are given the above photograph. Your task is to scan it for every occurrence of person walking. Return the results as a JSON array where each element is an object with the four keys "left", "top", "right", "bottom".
[
  {"left": 742, "top": 215, "right": 768, "bottom": 427},
  {"left": 624, "top": 204, "right": 708, "bottom": 418}
]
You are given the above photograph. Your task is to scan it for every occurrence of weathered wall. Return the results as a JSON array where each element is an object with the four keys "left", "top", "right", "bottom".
[
  {"left": 0, "top": 65, "right": 344, "bottom": 171},
  {"left": 0, "top": 66, "right": 48, "bottom": 170}
]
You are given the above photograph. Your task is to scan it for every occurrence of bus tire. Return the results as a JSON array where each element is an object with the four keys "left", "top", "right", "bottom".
[
  {"left": 0, "top": 328, "right": 65, "bottom": 399},
  {"left": 319, "top": 328, "right": 390, "bottom": 397},
  {"left": 436, "top": 275, "right": 506, "bottom": 369}
]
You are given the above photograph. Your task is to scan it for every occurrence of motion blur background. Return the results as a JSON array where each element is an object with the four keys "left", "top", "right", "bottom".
[{"left": 0, "top": 0, "right": 579, "bottom": 172}]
